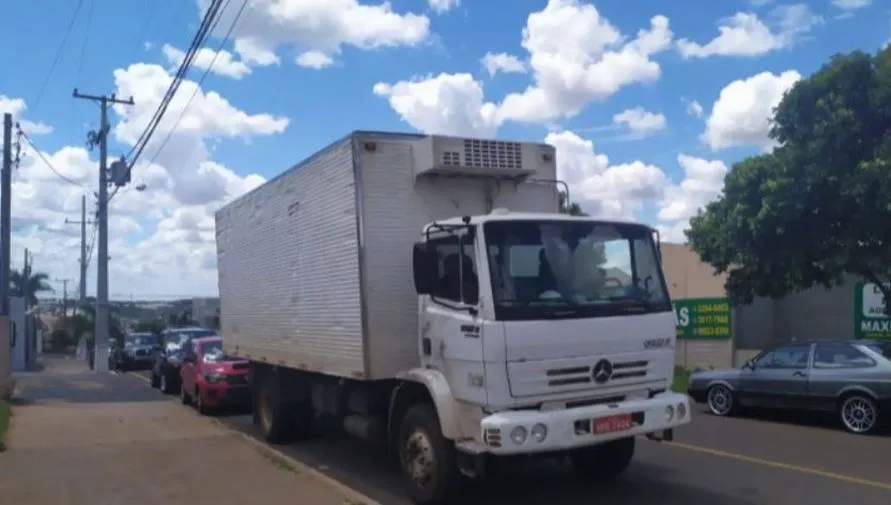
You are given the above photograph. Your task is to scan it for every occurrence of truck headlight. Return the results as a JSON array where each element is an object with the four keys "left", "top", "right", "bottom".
[
  {"left": 665, "top": 405, "right": 675, "bottom": 422},
  {"left": 509, "top": 426, "right": 527, "bottom": 445},
  {"left": 676, "top": 402, "right": 687, "bottom": 420},
  {"left": 530, "top": 423, "right": 548, "bottom": 442}
]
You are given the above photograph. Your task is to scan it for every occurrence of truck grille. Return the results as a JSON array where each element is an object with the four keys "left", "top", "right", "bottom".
[{"left": 546, "top": 360, "right": 648, "bottom": 387}]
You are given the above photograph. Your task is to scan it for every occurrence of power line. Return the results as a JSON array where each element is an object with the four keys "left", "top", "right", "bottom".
[
  {"left": 18, "top": 128, "right": 83, "bottom": 187},
  {"left": 125, "top": 0, "right": 224, "bottom": 167},
  {"left": 74, "top": 0, "right": 95, "bottom": 86},
  {"left": 144, "top": 0, "right": 248, "bottom": 172},
  {"left": 32, "top": 0, "right": 86, "bottom": 112}
]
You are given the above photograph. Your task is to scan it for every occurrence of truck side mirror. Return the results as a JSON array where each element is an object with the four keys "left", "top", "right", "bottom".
[{"left": 412, "top": 242, "right": 437, "bottom": 294}]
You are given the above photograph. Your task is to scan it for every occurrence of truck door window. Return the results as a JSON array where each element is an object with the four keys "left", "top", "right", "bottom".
[{"left": 429, "top": 234, "right": 479, "bottom": 305}]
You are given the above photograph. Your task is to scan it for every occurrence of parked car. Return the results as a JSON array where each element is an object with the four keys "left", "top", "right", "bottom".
[
  {"left": 113, "top": 332, "right": 157, "bottom": 371},
  {"left": 179, "top": 336, "right": 250, "bottom": 414},
  {"left": 149, "top": 326, "right": 216, "bottom": 394},
  {"left": 687, "top": 339, "right": 891, "bottom": 434}
]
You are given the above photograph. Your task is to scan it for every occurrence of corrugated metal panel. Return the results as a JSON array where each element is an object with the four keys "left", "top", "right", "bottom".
[
  {"left": 215, "top": 136, "right": 365, "bottom": 377},
  {"left": 358, "top": 136, "right": 489, "bottom": 378}
]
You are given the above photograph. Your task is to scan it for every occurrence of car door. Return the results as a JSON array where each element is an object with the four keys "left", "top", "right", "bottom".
[
  {"left": 737, "top": 344, "right": 812, "bottom": 409},
  {"left": 180, "top": 341, "right": 199, "bottom": 394},
  {"left": 807, "top": 342, "right": 879, "bottom": 412}
]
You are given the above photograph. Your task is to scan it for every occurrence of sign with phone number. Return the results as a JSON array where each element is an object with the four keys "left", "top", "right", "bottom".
[{"left": 674, "top": 298, "right": 732, "bottom": 340}]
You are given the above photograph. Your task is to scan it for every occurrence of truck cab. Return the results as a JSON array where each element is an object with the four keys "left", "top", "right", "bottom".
[{"left": 403, "top": 209, "right": 689, "bottom": 499}]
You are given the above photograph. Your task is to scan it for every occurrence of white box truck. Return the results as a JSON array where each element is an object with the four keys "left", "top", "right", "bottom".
[{"left": 215, "top": 131, "right": 690, "bottom": 504}]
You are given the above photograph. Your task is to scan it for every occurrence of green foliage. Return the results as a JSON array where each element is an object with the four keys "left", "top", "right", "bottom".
[
  {"left": 558, "top": 190, "right": 587, "bottom": 216},
  {"left": 0, "top": 399, "right": 9, "bottom": 452},
  {"left": 49, "top": 329, "right": 73, "bottom": 352},
  {"left": 687, "top": 46, "right": 891, "bottom": 312},
  {"left": 134, "top": 320, "right": 165, "bottom": 335},
  {"left": 78, "top": 302, "right": 125, "bottom": 347},
  {"left": 8, "top": 269, "right": 53, "bottom": 306}
]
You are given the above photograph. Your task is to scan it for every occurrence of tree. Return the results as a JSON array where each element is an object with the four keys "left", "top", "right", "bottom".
[
  {"left": 558, "top": 190, "right": 587, "bottom": 216},
  {"left": 8, "top": 269, "right": 53, "bottom": 306},
  {"left": 686, "top": 46, "right": 891, "bottom": 312},
  {"left": 79, "top": 302, "right": 125, "bottom": 347}
]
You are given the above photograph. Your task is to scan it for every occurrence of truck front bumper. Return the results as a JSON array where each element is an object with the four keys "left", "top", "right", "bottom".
[{"left": 478, "top": 392, "right": 690, "bottom": 456}]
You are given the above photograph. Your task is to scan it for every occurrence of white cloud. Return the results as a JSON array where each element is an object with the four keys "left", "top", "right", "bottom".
[
  {"left": 701, "top": 70, "right": 802, "bottom": 151},
  {"left": 677, "top": 5, "right": 823, "bottom": 59},
  {"left": 211, "top": 0, "right": 431, "bottom": 70},
  {"left": 657, "top": 154, "right": 728, "bottom": 241},
  {"left": 5, "top": 59, "right": 288, "bottom": 298},
  {"left": 296, "top": 51, "right": 335, "bottom": 69},
  {"left": 428, "top": 0, "right": 460, "bottom": 14},
  {"left": 612, "top": 107, "right": 667, "bottom": 137},
  {"left": 547, "top": 130, "right": 668, "bottom": 220},
  {"left": 832, "top": 0, "right": 871, "bottom": 10},
  {"left": 372, "top": 74, "right": 501, "bottom": 137},
  {"left": 0, "top": 95, "right": 53, "bottom": 135},
  {"left": 375, "top": 0, "right": 673, "bottom": 135},
  {"left": 682, "top": 97, "right": 704, "bottom": 118},
  {"left": 480, "top": 52, "right": 527, "bottom": 77},
  {"left": 161, "top": 44, "right": 252, "bottom": 80}
]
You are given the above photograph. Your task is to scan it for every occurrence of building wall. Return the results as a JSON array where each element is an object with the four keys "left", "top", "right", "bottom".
[
  {"left": 660, "top": 243, "right": 735, "bottom": 369},
  {"left": 661, "top": 242, "right": 861, "bottom": 367}
]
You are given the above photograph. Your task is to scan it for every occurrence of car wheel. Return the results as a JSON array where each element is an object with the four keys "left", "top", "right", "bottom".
[
  {"left": 160, "top": 373, "right": 170, "bottom": 394},
  {"left": 196, "top": 387, "right": 209, "bottom": 415},
  {"left": 838, "top": 394, "right": 881, "bottom": 435},
  {"left": 181, "top": 384, "right": 192, "bottom": 405},
  {"left": 150, "top": 371, "right": 160, "bottom": 389},
  {"left": 706, "top": 384, "right": 736, "bottom": 416}
]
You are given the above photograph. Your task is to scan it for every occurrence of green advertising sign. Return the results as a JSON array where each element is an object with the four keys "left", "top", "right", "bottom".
[
  {"left": 674, "top": 297, "right": 732, "bottom": 340},
  {"left": 853, "top": 282, "right": 891, "bottom": 339}
]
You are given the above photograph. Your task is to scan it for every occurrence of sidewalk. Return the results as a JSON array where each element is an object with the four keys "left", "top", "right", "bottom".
[{"left": 0, "top": 357, "right": 356, "bottom": 505}]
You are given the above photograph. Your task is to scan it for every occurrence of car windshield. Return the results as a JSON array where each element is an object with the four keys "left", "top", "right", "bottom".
[
  {"left": 865, "top": 342, "right": 891, "bottom": 358},
  {"left": 125, "top": 334, "right": 155, "bottom": 347},
  {"left": 165, "top": 329, "right": 215, "bottom": 349},
  {"left": 202, "top": 341, "right": 225, "bottom": 362},
  {"left": 484, "top": 219, "right": 671, "bottom": 320}
]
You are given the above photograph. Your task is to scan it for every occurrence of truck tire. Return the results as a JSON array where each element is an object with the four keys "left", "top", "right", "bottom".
[
  {"left": 397, "top": 404, "right": 460, "bottom": 505},
  {"left": 569, "top": 436, "right": 635, "bottom": 482},
  {"left": 253, "top": 374, "right": 312, "bottom": 444}
]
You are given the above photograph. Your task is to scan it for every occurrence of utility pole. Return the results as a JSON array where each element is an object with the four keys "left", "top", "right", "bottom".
[
  {"left": 1, "top": 113, "right": 11, "bottom": 316},
  {"left": 55, "top": 278, "right": 72, "bottom": 319},
  {"left": 0, "top": 113, "right": 12, "bottom": 395},
  {"left": 65, "top": 195, "right": 95, "bottom": 307},
  {"left": 22, "top": 248, "right": 30, "bottom": 312},
  {"left": 73, "top": 89, "right": 134, "bottom": 373}
]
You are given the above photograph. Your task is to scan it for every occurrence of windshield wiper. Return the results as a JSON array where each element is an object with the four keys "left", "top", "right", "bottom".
[{"left": 603, "top": 295, "right": 653, "bottom": 311}]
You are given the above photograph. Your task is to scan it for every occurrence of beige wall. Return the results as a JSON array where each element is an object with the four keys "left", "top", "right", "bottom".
[{"left": 660, "top": 243, "right": 736, "bottom": 369}]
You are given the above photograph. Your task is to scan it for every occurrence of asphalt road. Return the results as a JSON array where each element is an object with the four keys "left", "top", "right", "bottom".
[{"left": 128, "top": 370, "right": 891, "bottom": 505}]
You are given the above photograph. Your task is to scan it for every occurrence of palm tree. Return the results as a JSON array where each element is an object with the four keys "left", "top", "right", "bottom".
[{"left": 8, "top": 269, "right": 54, "bottom": 306}]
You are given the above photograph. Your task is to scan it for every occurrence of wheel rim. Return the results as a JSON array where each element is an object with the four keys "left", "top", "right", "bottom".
[
  {"left": 196, "top": 390, "right": 202, "bottom": 410},
  {"left": 707, "top": 385, "right": 733, "bottom": 415},
  {"left": 401, "top": 429, "right": 436, "bottom": 489},
  {"left": 160, "top": 374, "right": 166, "bottom": 391},
  {"left": 841, "top": 396, "right": 877, "bottom": 433}
]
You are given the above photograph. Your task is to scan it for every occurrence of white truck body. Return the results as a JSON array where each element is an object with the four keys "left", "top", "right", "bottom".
[
  {"left": 216, "top": 132, "right": 558, "bottom": 379},
  {"left": 216, "top": 131, "right": 690, "bottom": 504}
]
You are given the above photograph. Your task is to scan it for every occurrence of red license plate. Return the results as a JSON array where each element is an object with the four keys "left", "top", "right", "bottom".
[{"left": 593, "top": 414, "right": 634, "bottom": 434}]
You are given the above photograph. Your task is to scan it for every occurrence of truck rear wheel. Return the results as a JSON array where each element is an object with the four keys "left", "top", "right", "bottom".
[
  {"left": 397, "top": 404, "right": 459, "bottom": 505},
  {"left": 253, "top": 373, "right": 311, "bottom": 444},
  {"left": 569, "top": 436, "right": 635, "bottom": 482}
]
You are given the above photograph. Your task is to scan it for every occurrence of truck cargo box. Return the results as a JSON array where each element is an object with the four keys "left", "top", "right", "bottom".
[{"left": 215, "top": 131, "right": 558, "bottom": 380}]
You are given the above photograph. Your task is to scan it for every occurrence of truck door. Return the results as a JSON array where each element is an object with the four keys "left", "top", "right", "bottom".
[{"left": 421, "top": 229, "right": 487, "bottom": 405}]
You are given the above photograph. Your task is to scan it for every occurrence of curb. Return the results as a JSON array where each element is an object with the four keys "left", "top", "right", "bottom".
[{"left": 126, "top": 371, "right": 382, "bottom": 505}]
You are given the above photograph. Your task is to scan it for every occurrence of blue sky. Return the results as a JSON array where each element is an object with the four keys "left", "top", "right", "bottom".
[{"left": 1, "top": 0, "right": 889, "bottom": 299}]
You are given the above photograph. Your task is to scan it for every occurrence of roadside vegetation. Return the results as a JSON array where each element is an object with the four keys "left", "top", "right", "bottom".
[{"left": 672, "top": 366, "right": 691, "bottom": 393}]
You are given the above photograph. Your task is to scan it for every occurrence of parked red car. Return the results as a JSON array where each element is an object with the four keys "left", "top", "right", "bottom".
[{"left": 179, "top": 336, "right": 250, "bottom": 414}]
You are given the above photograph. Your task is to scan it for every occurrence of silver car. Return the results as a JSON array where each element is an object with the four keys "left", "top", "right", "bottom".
[{"left": 687, "top": 340, "right": 891, "bottom": 434}]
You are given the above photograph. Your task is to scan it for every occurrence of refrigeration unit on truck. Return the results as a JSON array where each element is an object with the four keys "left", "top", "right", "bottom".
[{"left": 215, "top": 131, "right": 690, "bottom": 504}]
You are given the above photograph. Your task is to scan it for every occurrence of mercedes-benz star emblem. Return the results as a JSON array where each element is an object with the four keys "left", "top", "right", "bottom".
[{"left": 592, "top": 359, "right": 613, "bottom": 384}]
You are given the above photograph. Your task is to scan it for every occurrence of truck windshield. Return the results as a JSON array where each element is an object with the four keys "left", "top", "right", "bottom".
[{"left": 484, "top": 220, "right": 672, "bottom": 321}]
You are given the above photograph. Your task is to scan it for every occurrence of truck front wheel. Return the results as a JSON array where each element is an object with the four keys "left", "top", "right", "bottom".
[
  {"left": 397, "top": 404, "right": 460, "bottom": 505},
  {"left": 569, "top": 436, "right": 635, "bottom": 481}
]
